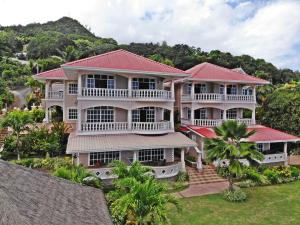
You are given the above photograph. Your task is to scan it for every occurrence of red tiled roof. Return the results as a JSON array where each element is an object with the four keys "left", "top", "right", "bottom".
[
  {"left": 186, "top": 62, "right": 270, "bottom": 84},
  {"left": 63, "top": 49, "right": 187, "bottom": 75},
  {"left": 188, "top": 125, "right": 300, "bottom": 142},
  {"left": 35, "top": 68, "right": 66, "bottom": 79},
  {"left": 247, "top": 125, "right": 300, "bottom": 142}
]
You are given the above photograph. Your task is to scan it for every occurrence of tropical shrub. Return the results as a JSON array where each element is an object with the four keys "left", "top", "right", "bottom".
[
  {"left": 52, "top": 165, "right": 102, "bottom": 189},
  {"left": 217, "top": 166, "right": 231, "bottom": 178},
  {"left": 176, "top": 171, "right": 189, "bottom": 182},
  {"left": 290, "top": 166, "right": 300, "bottom": 178},
  {"left": 223, "top": 189, "right": 247, "bottom": 202},
  {"left": 263, "top": 169, "right": 281, "bottom": 184},
  {"left": 186, "top": 155, "right": 196, "bottom": 162},
  {"left": 13, "top": 157, "right": 72, "bottom": 170},
  {"left": 243, "top": 167, "right": 268, "bottom": 184}
]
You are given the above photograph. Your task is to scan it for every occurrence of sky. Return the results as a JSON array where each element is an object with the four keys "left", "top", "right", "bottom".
[{"left": 1, "top": 0, "right": 300, "bottom": 70}]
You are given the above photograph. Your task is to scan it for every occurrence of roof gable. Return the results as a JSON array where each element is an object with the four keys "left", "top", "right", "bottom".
[
  {"left": 186, "top": 62, "right": 270, "bottom": 84},
  {"left": 63, "top": 49, "right": 186, "bottom": 75}
]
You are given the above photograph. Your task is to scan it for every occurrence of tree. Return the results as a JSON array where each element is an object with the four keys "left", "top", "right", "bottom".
[
  {"left": 0, "top": 109, "right": 33, "bottom": 160},
  {"left": 107, "top": 161, "right": 179, "bottom": 224},
  {"left": 205, "top": 120, "right": 264, "bottom": 190}
]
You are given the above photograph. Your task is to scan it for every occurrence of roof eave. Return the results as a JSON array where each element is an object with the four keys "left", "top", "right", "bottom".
[
  {"left": 186, "top": 77, "right": 270, "bottom": 85},
  {"left": 62, "top": 65, "right": 188, "bottom": 77}
]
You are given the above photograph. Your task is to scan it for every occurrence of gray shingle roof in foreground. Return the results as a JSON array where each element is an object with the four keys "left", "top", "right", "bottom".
[{"left": 0, "top": 160, "right": 113, "bottom": 225}]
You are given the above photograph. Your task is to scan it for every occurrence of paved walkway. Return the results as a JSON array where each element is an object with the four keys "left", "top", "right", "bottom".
[{"left": 176, "top": 181, "right": 229, "bottom": 198}]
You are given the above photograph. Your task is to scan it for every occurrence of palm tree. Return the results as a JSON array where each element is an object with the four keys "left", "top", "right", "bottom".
[
  {"left": 107, "top": 176, "right": 179, "bottom": 225},
  {"left": 0, "top": 109, "right": 33, "bottom": 160},
  {"left": 205, "top": 120, "right": 264, "bottom": 190},
  {"left": 107, "top": 161, "right": 180, "bottom": 224}
]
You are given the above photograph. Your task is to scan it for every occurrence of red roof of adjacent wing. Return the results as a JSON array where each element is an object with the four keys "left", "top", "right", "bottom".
[
  {"left": 35, "top": 68, "right": 66, "bottom": 79},
  {"left": 63, "top": 49, "right": 186, "bottom": 75},
  {"left": 186, "top": 62, "right": 269, "bottom": 84},
  {"left": 188, "top": 125, "right": 299, "bottom": 142}
]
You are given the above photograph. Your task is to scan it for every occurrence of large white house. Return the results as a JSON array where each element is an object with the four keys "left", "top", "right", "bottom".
[
  {"left": 176, "top": 62, "right": 300, "bottom": 168},
  {"left": 35, "top": 49, "right": 197, "bottom": 180}
]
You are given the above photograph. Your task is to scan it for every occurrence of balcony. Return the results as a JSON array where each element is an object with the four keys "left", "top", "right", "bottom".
[
  {"left": 81, "top": 88, "right": 173, "bottom": 101},
  {"left": 47, "top": 91, "right": 64, "bottom": 100},
  {"left": 80, "top": 121, "right": 172, "bottom": 134},
  {"left": 182, "top": 119, "right": 254, "bottom": 127},
  {"left": 182, "top": 93, "right": 255, "bottom": 103},
  {"left": 261, "top": 153, "right": 286, "bottom": 164}
]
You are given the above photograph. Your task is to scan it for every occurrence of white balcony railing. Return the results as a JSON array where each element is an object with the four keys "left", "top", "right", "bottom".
[
  {"left": 91, "top": 162, "right": 182, "bottom": 180},
  {"left": 132, "top": 121, "right": 171, "bottom": 131},
  {"left": 80, "top": 121, "right": 172, "bottom": 132},
  {"left": 48, "top": 91, "right": 63, "bottom": 99},
  {"left": 226, "top": 94, "right": 254, "bottom": 102},
  {"left": 81, "top": 88, "right": 172, "bottom": 100},
  {"left": 182, "top": 93, "right": 255, "bottom": 103},
  {"left": 81, "top": 122, "right": 128, "bottom": 132},
  {"left": 82, "top": 88, "right": 129, "bottom": 98},
  {"left": 188, "top": 119, "right": 254, "bottom": 127},
  {"left": 236, "top": 119, "right": 253, "bottom": 126},
  {"left": 194, "top": 93, "right": 224, "bottom": 102},
  {"left": 193, "top": 119, "right": 223, "bottom": 127},
  {"left": 131, "top": 89, "right": 172, "bottom": 99},
  {"left": 261, "top": 153, "right": 286, "bottom": 164}
]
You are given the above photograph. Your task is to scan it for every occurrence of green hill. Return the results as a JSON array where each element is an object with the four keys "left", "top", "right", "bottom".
[{"left": 1, "top": 17, "right": 95, "bottom": 38}]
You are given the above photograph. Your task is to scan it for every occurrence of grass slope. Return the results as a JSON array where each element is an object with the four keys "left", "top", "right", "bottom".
[{"left": 168, "top": 181, "right": 300, "bottom": 225}]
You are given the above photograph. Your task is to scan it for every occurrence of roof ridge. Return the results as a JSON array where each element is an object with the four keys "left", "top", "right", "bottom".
[
  {"left": 62, "top": 49, "right": 124, "bottom": 66},
  {"left": 37, "top": 67, "right": 62, "bottom": 75},
  {"left": 122, "top": 49, "right": 186, "bottom": 74}
]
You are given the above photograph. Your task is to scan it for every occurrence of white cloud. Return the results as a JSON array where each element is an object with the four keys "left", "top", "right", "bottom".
[{"left": 0, "top": 0, "right": 299, "bottom": 70}]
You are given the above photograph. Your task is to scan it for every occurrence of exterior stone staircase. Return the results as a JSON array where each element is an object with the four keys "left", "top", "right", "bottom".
[{"left": 187, "top": 165, "right": 227, "bottom": 185}]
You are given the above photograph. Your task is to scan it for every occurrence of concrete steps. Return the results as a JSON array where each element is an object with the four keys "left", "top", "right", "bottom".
[{"left": 187, "top": 165, "right": 227, "bottom": 185}]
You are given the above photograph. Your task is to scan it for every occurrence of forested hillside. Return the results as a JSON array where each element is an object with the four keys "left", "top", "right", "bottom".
[{"left": 0, "top": 17, "right": 299, "bottom": 138}]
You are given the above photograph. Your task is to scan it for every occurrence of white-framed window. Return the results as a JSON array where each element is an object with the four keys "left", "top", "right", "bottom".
[
  {"left": 132, "top": 107, "right": 155, "bottom": 122},
  {"left": 138, "top": 149, "right": 164, "bottom": 162},
  {"left": 219, "top": 85, "right": 224, "bottom": 94},
  {"left": 86, "top": 106, "right": 114, "bottom": 123},
  {"left": 185, "top": 107, "right": 191, "bottom": 119},
  {"left": 220, "top": 110, "right": 224, "bottom": 119},
  {"left": 257, "top": 143, "right": 264, "bottom": 152},
  {"left": 242, "top": 87, "right": 253, "bottom": 96},
  {"left": 89, "top": 151, "right": 120, "bottom": 166},
  {"left": 227, "top": 85, "right": 237, "bottom": 95},
  {"left": 132, "top": 78, "right": 156, "bottom": 90},
  {"left": 185, "top": 83, "right": 192, "bottom": 94},
  {"left": 195, "top": 108, "right": 207, "bottom": 119},
  {"left": 85, "top": 74, "right": 115, "bottom": 89},
  {"left": 226, "top": 109, "right": 237, "bottom": 119},
  {"left": 195, "top": 83, "right": 207, "bottom": 93},
  {"left": 68, "top": 83, "right": 78, "bottom": 95},
  {"left": 68, "top": 108, "right": 78, "bottom": 120}
]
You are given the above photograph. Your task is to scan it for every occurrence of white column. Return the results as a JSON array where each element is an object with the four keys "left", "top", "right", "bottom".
[
  {"left": 170, "top": 108, "right": 174, "bottom": 129},
  {"left": 181, "top": 148, "right": 186, "bottom": 172},
  {"left": 170, "top": 80, "right": 175, "bottom": 99},
  {"left": 133, "top": 150, "right": 138, "bottom": 162},
  {"left": 252, "top": 108, "right": 256, "bottom": 124},
  {"left": 253, "top": 85, "right": 256, "bottom": 103},
  {"left": 190, "top": 107, "right": 194, "bottom": 125},
  {"left": 76, "top": 152, "right": 80, "bottom": 166},
  {"left": 223, "top": 109, "right": 227, "bottom": 121},
  {"left": 78, "top": 74, "right": 82, "bottom": 96},
  {"left": 128, "top": 76, "right": 132, "bottom": 97},
  {"left": 191, "top": 82, "right": 195, "bottom": 100},
  {"left": 77, "top": 109, "right": 82, "bottom": 132},
  {"left": 44, "top": 107, "right": 49, "bottom": 123},
  {"left": 128, "top": 109, "right": 132, "bottom": 130},
  {"left": 284, "top": 142, "right": 288, "bottom": 166},
  {"left": 45, "top": 81, "right": 50, "bottom": 99},
  {"left": 197, "top": 152, "right": 203, "bottom": 171},
  {"left": 224, "top": 84, "right": 227, "bottom": 101}
]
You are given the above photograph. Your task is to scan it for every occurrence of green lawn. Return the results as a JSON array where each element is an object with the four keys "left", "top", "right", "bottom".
[{"left": 168, "top": 181, "right": 300, "bottom": 225}]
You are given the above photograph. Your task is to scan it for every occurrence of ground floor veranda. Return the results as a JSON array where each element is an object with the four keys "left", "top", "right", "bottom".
[{"left": 66, "top": 132, "right": 197, "bottom": 179}]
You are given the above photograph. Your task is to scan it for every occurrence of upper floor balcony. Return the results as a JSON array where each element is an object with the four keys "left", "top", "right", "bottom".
[
  {"left": 181, "top": 82, "right": 256, "bottom": 103},
  {"left": 181, "top": 107, "right": 256, "bottom": 127},
  {"left": 77, "top": 106, "right": 174, "bottom": 135},
  {"left": 77, "top": 74, "right": 174, "bottom": 101}
]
